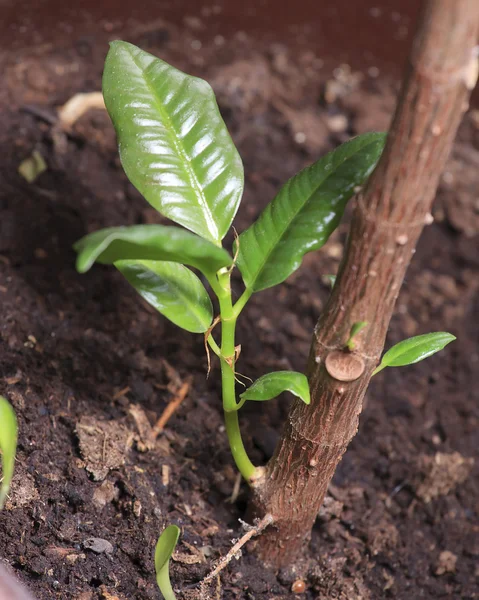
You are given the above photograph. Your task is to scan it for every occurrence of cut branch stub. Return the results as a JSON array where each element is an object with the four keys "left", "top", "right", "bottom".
[{"left": 324, "top": 351, "right": 365, "bottom": 382}]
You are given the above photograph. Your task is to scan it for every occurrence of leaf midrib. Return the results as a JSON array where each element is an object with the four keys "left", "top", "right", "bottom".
[
  {"left": 128, "top": 47, "right": 220, "bottom": 245},
  {"left": 242, "top": 138, "right": 378, "bottom": 289}
]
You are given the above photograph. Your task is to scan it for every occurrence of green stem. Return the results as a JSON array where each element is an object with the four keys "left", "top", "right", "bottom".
[
  {"left": 207, "top": 335, "right": 222, "bottom": 358},
  {"left": 233, "top": 287, "right": 253, "bottom": 318},
  {"left": 224, "top": 410, "right": 255, "bottom": 480},
  {"left": 157, "top": 569, "right": 177, "bottom": 600},
  {"left": 371, "top": 363, "right": 385, "bottom": 376},
  {"left": 214, "top": 269, "right": 256, "bottom": 481}
]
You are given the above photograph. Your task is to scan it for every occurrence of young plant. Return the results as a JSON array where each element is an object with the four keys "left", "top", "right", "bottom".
[
  {"left": 155, "top": 525, "right": 180, "bottom": 600},
  {"left": 75, "top": 41, "right": 455, "bottom": 485},
  {"left": 0, "top": 395, "right": 18, "bottom": 509}
]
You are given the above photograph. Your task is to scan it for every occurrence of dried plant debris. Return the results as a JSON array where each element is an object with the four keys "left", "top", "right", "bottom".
[
  {"left": 18, "top": 150, "right": 47, "bottom": 183},
  {"left": 4, "top": 466, "right": 39, "bottom": 510},
  {"left": 76, "top": 416, "right": 134, "bottom": 481}
]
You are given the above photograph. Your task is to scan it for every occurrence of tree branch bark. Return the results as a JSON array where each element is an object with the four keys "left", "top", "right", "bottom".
[{"left": 252, "top": 0, "right": 479, "bottom": 567}]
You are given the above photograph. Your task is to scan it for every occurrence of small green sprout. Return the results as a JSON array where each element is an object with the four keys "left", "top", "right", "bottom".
[
  {"left": 0, "top": 395, "right": 18, "bottom": 509},
  {"left": 155, "top": 525, "right": 180, "bottom": 600},
  {"left": 74, "top": 41, "right": 455, "bottom": 484},
  {"left": 325, "top": 274, "right": 336, "bottom": 288},
  {"left": 346, "top": 321, "right": 368, "bottom": 350}
]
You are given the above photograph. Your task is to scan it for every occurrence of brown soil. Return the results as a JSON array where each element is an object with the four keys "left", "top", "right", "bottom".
[{"left": 1, "top": 15, "right": 478, "bottom": 600}]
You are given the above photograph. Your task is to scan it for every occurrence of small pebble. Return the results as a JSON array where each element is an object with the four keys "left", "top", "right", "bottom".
[
  {"left": 327, "top": 114, "right": 348, "bottom": 133},
  {"left": 83, "top": 537, "right": 113, "bottom": 555},
  {"left": 291, "top": 579, "right": 306, "bottom": 593}
]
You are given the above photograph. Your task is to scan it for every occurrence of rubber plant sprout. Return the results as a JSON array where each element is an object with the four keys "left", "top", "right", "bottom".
[{"left": 75, "top": 41, "right": 454, "bottom": 484}]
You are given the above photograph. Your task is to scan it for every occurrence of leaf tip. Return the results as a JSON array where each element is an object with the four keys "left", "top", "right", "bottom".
[
  {"left": 108, "top": 39, "right": 125, "bottom": 50},
  {"left": 74, "top": 253, "right": 90, "bottom": 274}
]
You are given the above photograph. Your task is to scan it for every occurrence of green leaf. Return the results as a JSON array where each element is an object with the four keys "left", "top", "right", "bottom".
[
  {"left": 115, "top": 260, "right": 213, "bottom": 333},
  {"left": 74, "top": 224, "right": 232, "bottom": 276},
  {"left": 373, "top": 332, "right": 456, "bottom": 375},
  {"left": 236, "top": 133, "right": 386, "bottom": 292},
  {"left": 103, "top": 41, "right": 244, "bottom": 245},
  {"left": 0, "top": 396, "right": 18, "bottom": 509},
  {"left": 155, "top": 525, "right": 180, "bottom": 600},
  {"left": 240, "top": 371, "right": 310, "bottom": 405}
]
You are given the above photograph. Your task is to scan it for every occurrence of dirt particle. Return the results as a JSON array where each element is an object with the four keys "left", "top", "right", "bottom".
[
  {"left": 416, "top": 452, "right": 474, "bottom": 503},
  {"left": 75, "top": 592, "right": 93, "bottom": 600},
  {"left": 382, "top": 569, "right": 395, "bottom": 591},
  {"left": 326, "top": 242, "right": 343, "bottom": 259},
  {"left": 318, "top": 494, "right": 344, "bottom": 521},
  {"left": 368, "top": 519, "right": 399, "bottom": 555},
  {"left": 66, "top": 553, "right": 84, "bottom": 564},
  {"left": 99, "top": 585, "right": 122, "bottom": 600},
  {"left": 291, "top": 579, "right": 306, "bottom": 593},
  {"left": 435, "top": 550, "right": 457, "bottom": 575},
  {"left": 43, "top": 546, "right": 78, "bottom": 560},
  {"left": 92, "top": 480, "right": 119, "bottom": 508},
  {"left": 133, "top": 499, "right": 142, "bottom": 517},
  {"left": 5, "top": 467, "right": 39, "bottom": 509},
  {"left": 162, "top": 464, "right": 170, "bottom": 486},
  {"left": 326, "top": 114, "right": 348, "bottom": 133}
]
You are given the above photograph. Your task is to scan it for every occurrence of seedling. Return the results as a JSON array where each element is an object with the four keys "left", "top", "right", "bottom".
[
  {"left": 155, "top": 525, "right": 180, "bottom": 600},
  {"left": 75, "top": 41, "right": 455, "bottom": 482},
  {"left": 0, "top": 395, "right": 18, "bottom": 509}
]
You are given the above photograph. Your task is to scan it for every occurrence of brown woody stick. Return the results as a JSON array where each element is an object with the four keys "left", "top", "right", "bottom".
[
  {"left": 200, "top": 514, "right": 274, "bottom": 588},
  {"left": 253, "top": 0, "right": 479, "bottom": 567}
]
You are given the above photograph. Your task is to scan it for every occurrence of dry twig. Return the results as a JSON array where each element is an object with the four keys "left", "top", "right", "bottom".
[
  {"left": 151, "top": 377, "right": 192, "bottom": 439},
  {"left": 200, "top": 514, "right": 274, "bottom": 587}
]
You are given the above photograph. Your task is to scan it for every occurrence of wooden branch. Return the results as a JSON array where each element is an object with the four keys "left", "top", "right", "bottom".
[{"left": 253, "top": 0, "right": 479, "bottom": 567}]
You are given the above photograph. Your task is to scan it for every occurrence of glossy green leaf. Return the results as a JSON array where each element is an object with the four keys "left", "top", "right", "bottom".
[
  {"left": 373, "top": 332, "right": 456, "bottom": 375},
  {"left": 103, "top": 41, "right": 244, "bottom": 245},
  {"left": 115, "top": 260, "right": 213, "bottom": 333},
  {"left": 0, "top": 396, "right": 18, "bottom": 509},
  {"left": 74, "top": 224, "right": 232, "bottom": 275},
  {"left": 155, "top": 525, "right": 180, "bottom": 600},
  {"left": 236, "top": 133, "right": 386, "bottom": 291},
  {"left": 240, "top": 371, "right": 310, "bottom": 405}
]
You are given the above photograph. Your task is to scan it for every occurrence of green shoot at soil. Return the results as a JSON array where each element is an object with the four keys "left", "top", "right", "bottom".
[
  {"left": 155, "top": 525, "right": 180, "bottom": 600},
  {"left": 74, "top": 41, "right": 455, "bottom": 483},
  {"left": 0, "top": 396, "right": 18, "bottom": 509},
  {"left": 346, "top": 321, "right": 368, "bottom": 351}
]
